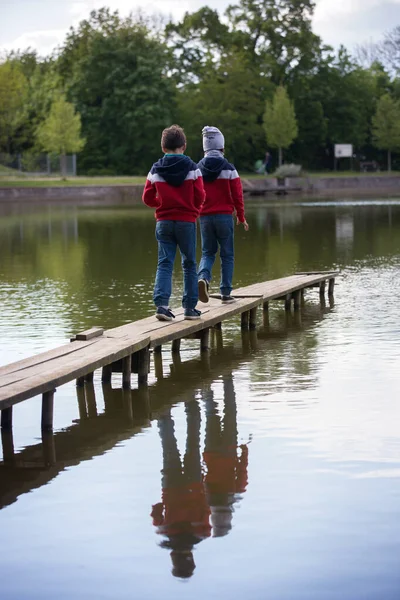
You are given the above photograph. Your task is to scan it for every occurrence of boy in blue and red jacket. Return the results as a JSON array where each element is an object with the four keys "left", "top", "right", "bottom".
[
  {"left": 142, "top": 125, "right": 205, "bottom": 321},
  {"left": 197, "top": 126, "right": 249, "bottom": 304}
]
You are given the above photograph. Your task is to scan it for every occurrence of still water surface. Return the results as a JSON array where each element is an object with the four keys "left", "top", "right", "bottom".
[{"left": 0, "top": 198, "right": 400, "bottom": 599}]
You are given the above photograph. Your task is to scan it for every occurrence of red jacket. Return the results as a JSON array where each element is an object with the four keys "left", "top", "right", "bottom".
[
  {"left": 142, "top": 154, "right": 205, "bottom": 222},
  {"left": 197, "top": 153, "right": 245, "bottom": 223}
]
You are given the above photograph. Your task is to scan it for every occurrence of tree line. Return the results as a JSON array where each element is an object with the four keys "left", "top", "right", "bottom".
[{"left": 1, "top": 3, "right": 400, "bottom": 175}]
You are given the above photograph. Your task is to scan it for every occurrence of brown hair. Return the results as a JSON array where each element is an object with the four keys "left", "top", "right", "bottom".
[{"left": 161, "top": 125, "right": 186, "bottom": 151}]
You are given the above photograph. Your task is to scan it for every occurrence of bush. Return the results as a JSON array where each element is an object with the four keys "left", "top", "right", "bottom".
[{"left": 274, "top": 163, "right": 302, "bottom": 178}]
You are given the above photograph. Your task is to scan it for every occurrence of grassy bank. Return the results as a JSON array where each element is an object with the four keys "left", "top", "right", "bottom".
[{"left": 0, "top": 171, "right": 399, "bottom": 188}]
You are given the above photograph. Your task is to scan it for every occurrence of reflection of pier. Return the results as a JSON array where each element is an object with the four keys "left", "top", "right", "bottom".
[{"left": 0, "top": 305, "right": 331, "bottom": 513}]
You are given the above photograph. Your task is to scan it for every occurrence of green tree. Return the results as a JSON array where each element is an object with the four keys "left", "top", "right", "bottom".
[
  {"left": 372, "top": 93, "right": 400, "bottom": 171},
  {"left": 263, "top": 86, "right": 298, "bottom": 166},
  {"left": 36, "top": 94, "right": 85, "bottom": 176},
  {"left": 0, "top": 61, "right": 28, "bottom": 153}
]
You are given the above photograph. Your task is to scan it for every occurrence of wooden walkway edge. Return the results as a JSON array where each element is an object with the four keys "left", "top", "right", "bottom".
[{"left": 0, "top": 272, "right": 338, "bottom": 434}]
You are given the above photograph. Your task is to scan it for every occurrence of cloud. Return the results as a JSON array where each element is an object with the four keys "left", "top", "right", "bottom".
[
  {"left": 3, "top": 29, "right": 68, "bottom": 56},
  {"left": 313, "top": 0, "right": 400, "bottom": 48}
]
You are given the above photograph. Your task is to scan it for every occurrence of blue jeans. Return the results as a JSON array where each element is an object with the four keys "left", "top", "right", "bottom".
[
  {"left": 198, "top": 215, "right": 234, "bottom": 296},
  {"left": 154, "top": 220, "right": 198, "bottom": 309}
]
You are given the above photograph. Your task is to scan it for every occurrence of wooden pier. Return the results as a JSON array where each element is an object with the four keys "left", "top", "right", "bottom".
[{"left": 0, "top": 272, "right": 337, "bottom": 436}]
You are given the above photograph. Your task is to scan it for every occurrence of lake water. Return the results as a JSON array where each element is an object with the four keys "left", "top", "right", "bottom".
[{"left": 1, "top": 198, "right": 400, "bottom": 599}]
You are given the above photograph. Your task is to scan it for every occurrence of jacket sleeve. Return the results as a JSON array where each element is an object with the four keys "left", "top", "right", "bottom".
[
  {"left": 193, "top": 169, "right": 206, "bottom": 212},
  {"left": 142, "top": 173, "right": 161, "bottom": 208},
  {"left": 230, "top": 170, "right": 245, "bottom": 222}
]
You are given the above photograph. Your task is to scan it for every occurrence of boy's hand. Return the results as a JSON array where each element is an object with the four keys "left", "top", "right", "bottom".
[{"left": 237, "top": 218, "right": 249, "bottom": 231}]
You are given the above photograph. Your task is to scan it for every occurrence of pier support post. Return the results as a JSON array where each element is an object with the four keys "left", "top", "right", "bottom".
[
  {"left": 172, "top": 339, "right": 181, "bottom": 354},
  {"left": 293, "top": 290, "right": 301, "bottom": 311},
  {"left": 154, "top": 350, "right": 164, "bottom": 380},
  {"left": 1, "top": 428, "right": 15, "bottom": 464},
  {"left": 241, "top": 311, "right": 250, "bottom": 329},
  {"left": 284, "top": 293, "right": 292, "bottom": 311},
  {"left": 77, "top": 386, "right": 88, "bottom": 420},
  {"left": 301, "top": 289, "right": 305, "bottom": 305},
  {"left": 200, "top": 328, "right": 210, "bottom": 352},
  {"left": 213, "top": 322, "right": 222, "bottom": 331},
  {"left": 249, "top": 307, "right": 258, "bottom": 330},
  {"left": 328, "top": 278, "right": 335, "bottom": 296},
  {"left": 84, "top": 371, "right": 94, "bottom": 383},
  {"left": 263, "top": 301, "right": 269, "bottom": 312},
  {"left": 122, "top": 355, "right": 132, "bottom": 389},
  {"left": 76, "top": 376, "right": 85, "bottom": 387},
  {"left": 138, "top": 347, "right": 150, "bottom": 387},
  {"left": 41, "top": 390, "right": 55, "bottom": 431},
  {"left": 85, "top": 383, "right": 98, "bottom": 418},
  {"left": 154, "top": 345, "right": 162, "bottom": 355},
  {"left": 1, "top": 407, "right": 13, "bottom": 430},
  {"left": 319, "top": 280, "right": 326, "bottom": 301},
  {"left": 101, "top": 363, "right": 112, "bottom": 384}
]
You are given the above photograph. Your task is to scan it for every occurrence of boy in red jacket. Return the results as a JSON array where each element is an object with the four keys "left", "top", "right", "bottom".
[
  {"left": 197, "top": 126, "right": 249, "bottom": 304},
  {"left": 142, "top": 125, "right": 205, "bottom": 321}
]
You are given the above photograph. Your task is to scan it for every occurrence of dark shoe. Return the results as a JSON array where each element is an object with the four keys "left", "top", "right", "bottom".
[
  {"left": 198, "top": 279, "right": 209, "bottom": 303},
  {"left": 184, "top": 308, "right": 202, "bottom": 320},
  {"left": 156, "top": 307, "right": 175, "bottom": 322},
  {"left": 221, "top": 295, "right": 235, "bottom": 304}
]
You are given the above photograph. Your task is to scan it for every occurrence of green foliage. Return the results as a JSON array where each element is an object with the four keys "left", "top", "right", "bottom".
[
  {"left": 177, "top": 53, "right": 266, "bottom": 168},
  {"left": 0, "top": 61, "right": 28, "bottom": 152},
  {"left": 36, "top": 94, "right": 85, "bottom": 155},
  {"left": 263, "top": 86, "right": 298, "bottom": 164},
  {"left": 372, "top": 93, "right": 400, "bottom": 170}
]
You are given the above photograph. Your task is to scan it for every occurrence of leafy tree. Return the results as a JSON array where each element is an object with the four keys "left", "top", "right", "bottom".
[
  {"left": 177, "top": 53, "right": 267, "bottom": 169},
  {"left": 263, "top": 86, "right": 298, "bottom": 166},
  {"left": 0, "top": 61, "right": 28, "bottom": 153},
  {"left": 372, "top": 93, "right": 400, "bottom": 171},
  {"left": 36, "top": 94, "right": 85, "bottom": 175},
  {"left": 58, "top": 9, "right": 176, "bottom": 174}
]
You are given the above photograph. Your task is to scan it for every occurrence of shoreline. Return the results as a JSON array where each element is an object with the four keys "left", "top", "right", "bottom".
[{"left": 0, "top": 175, "right": 399, "bottom": 202}]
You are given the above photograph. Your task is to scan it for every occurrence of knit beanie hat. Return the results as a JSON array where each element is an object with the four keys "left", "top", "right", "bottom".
[{"left": 202, "top": 126, "right": 225, "bottom": 152}]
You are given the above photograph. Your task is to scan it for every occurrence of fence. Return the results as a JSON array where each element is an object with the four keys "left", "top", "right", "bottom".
[{"left": 0, "top": 153, "right": 77, "bottom": 177}]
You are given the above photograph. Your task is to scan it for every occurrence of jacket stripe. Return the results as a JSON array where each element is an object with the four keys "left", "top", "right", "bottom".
[{"left": 217, "top": 169, "right": 239, "bottom": 180}]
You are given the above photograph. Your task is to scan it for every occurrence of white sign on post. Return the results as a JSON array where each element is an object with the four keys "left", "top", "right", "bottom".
[{"left": 335, "top": 144, "right": 353, "bottom": 158}]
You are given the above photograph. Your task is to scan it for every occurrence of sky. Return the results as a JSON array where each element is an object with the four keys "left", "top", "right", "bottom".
[{"left": 0, "top": 0, "right": 399, "bottom": 57}]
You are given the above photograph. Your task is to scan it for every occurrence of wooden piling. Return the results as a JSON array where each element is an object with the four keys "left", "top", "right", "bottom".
[
  {"left": 200, "top": 328, "right": 210, "bottom": 352},
  {"left": 263, "top": 301, "right": 269, "bottom": 312},
  {"left": 293, "top": 290, "right": 301, "bottom": 311},
  {"left": 1, "top": 406, "right": 12, "bottom": 430},
  {"left": 319, "top": 280, "right": 326, "bottom": 300},
  {"left": 153, "top": 345, "right": 162, "bottom": 355},
  {"left": 241, "top": 311, "right": 250, "bottom": 329},
  {"left": 101, "top": 363, "right": 112, "bottom": 384},
  {"left": 122, "top": 355, "right": 132, "bottom": 389},
  {"left": 154, "top": 350, "right": 164, "bottom": 380},
  {"left": 84, "top": 371, "right": 94, "bottom": 383},
  {"left": 138, "top": 347, "right": 150, "bottom": 386},
  {"left": 41, "top": 390, "right": 55, "bottom": 431},
  {"left": 249, "top": 306, "right": 258, "bottom": 330},
  {"left": 213, "top": 322, "right": 222, "bottom": 330},
  {"left": 85, "top": 383, "right": 98, "bottom": 418},
  {"left": 76, "top": 376, "right": 85, "bottom": 387},
  {"left": 328, "top": 278, "right": 335, "bottom": 296},
  {"left": 284, "top": 293, "right": 292, "bottom": 311},
  {"left": 172, "top": 339, "right": 181, "bottom": 354},
  {"left": 1, "top": 428, "right": 15, "bottom": 464},
  {"left": 76, "top": 386, "right": 88, "bottom": 420}
]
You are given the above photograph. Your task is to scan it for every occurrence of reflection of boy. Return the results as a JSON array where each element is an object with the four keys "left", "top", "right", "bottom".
[
  {"left": 151, "top": 402, "right": 211, "bottom": 579},
  {"left": 202, "top": 376, "right": 249, "bottom": 537},
  {"left": 142, "top": 125, "right": 205, "bottom": 322},
  {"left": 197, "top": 126, "right": 249, "bottom": 305}
]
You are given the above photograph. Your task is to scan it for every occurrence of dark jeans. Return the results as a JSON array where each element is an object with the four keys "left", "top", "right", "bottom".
[
  {"left": 154, "top": 220, "right": 198, "bottom": 309},
  {"left": 198, "top": 214, "right": 234, "bottom": 296}
]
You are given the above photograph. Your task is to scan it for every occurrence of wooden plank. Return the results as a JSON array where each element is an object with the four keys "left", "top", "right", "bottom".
[
  {"left": 0, "top": 334, "right": 150, "bottom": 409},
  {"left": 75, "top": 327, "right": 104, "bottom": 341},
  {"left": 231, "top": 273, "right": 338, "bottom": 301}
]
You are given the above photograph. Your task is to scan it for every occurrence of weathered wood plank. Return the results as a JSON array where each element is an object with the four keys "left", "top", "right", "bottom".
[{"left": 75, "top": 327, "right": 104, "bottom": 341}]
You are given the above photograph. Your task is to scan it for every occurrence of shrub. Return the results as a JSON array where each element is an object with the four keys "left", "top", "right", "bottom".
[{"left": 274, "top": 164, "right": 302, "bottom": 178}]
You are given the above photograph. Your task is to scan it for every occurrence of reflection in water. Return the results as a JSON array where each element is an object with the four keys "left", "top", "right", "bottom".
[{"left": 152, "top": 375, "right": 249, "bottom": 578}]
